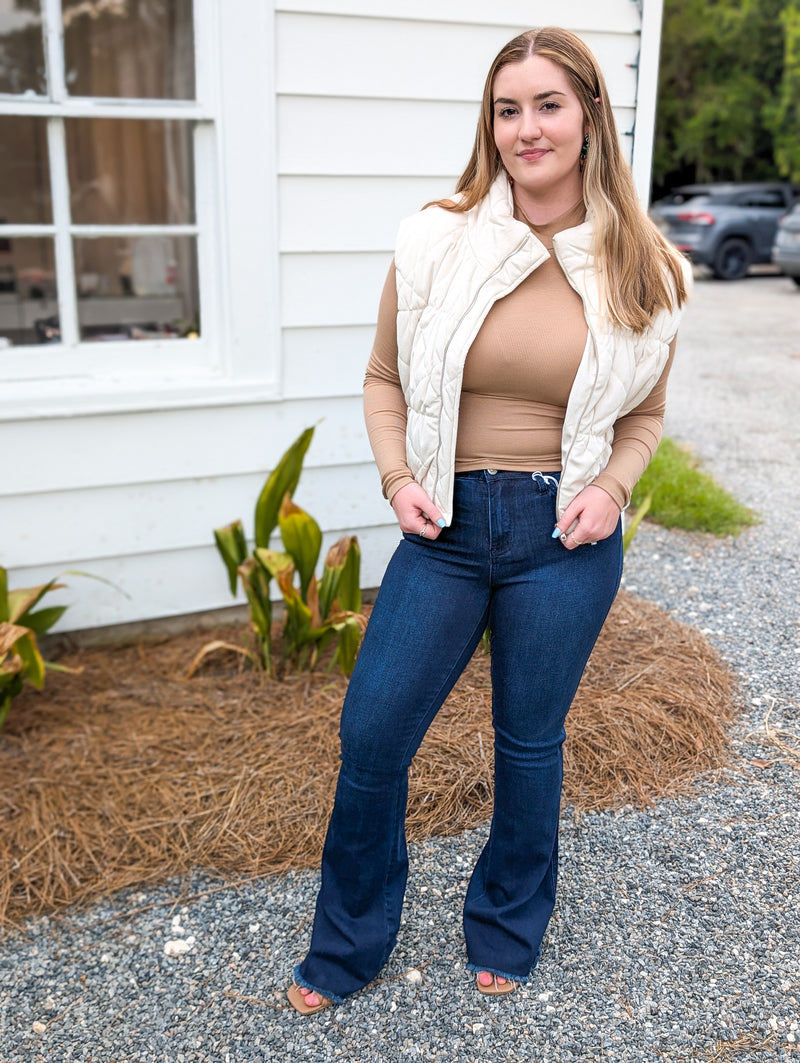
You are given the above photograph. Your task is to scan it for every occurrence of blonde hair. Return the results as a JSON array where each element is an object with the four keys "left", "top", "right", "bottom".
[{"left": 432, "top": 27, "right": 688, "bottom": 332}]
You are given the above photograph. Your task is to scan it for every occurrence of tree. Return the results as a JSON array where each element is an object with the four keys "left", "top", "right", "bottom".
[
  {"left": 653, "top": 0, "right": 798, "bottom": 195},
  {"left": 765, "top": 1, "right": 800, "bottom": 180}
]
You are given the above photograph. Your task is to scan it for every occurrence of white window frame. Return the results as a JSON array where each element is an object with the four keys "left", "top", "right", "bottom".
[{"left": 0, "top": 0, "right": 280, "bottom": 418}]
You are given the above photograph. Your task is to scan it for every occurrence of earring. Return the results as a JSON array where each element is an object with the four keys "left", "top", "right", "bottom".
[{"left": 580, "top": 133, "right": 590, "bottom": 163}]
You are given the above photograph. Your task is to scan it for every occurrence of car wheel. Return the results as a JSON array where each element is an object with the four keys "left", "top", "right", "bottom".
[
  {"left": 711, "top": 238, "right": 752, "bottom": 280},
  {"left": 793, "top": 276, "right": 800, "bottom": 288}
]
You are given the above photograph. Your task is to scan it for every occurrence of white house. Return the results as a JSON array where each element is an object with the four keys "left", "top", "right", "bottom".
[{"left": 0, "top": 0, "right": 667, "bottom": 633}]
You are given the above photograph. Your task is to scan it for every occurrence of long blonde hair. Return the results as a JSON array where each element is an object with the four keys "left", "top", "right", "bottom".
[{"left": 433, "top": 27, "right": 688, "bottom": 332}]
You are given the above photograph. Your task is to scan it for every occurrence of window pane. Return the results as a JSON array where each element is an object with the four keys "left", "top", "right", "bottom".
[
  {"left": 0, "top": 116, "right": 51, "bottom": 224},
  {"left": 63, "top": 0, "right": 194, "bottom": 99},
  {"left": 66, "top": 118, "right": 194, "bottom": 226},
  {"left": 0, "top": 237, "right": 58, "bottom": 347},
  {"left": 74, "top": 235, "right": 199, "bottom": 342},
  {"left": 0, "top": 0, "right": 46, "bottom": 95}
]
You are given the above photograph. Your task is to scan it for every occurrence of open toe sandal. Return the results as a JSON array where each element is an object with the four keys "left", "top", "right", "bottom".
[
  {"left": 287, "top": 982, "right": 333, "bottom": 1015},
  {"left": 476, "top": 972, "right": 517, "bottom": 996}
]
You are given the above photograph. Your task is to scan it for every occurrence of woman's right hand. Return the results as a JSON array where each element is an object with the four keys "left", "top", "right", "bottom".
[{"left": 390, "top": 482, "right": 447, "bottom": 540}]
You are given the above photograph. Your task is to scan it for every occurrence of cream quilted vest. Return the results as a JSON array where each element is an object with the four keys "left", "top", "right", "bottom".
[{"left": 394, "top": 173, "right": 690, "bottom": 524}]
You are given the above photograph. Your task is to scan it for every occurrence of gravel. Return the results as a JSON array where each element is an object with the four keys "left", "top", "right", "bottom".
[{"left": 2, "top": 273, "right": 799, "bottom": 1063}]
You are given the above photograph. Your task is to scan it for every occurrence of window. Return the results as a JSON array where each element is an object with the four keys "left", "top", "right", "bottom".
[
  {"left": 0, "top": 0, "right": 279, "bottom": 412},
  {"left": 738, "top": 191, "right": 785, "bottom": 209}
]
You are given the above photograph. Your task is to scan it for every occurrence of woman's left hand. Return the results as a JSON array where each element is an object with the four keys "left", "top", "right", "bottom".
[{"left": 553, "top": 485, "right": 621, "bottom": 550}]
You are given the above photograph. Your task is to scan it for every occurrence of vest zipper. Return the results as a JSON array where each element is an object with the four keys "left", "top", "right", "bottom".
[{"left": 551, "top": 240, "right": 602, "bottom": 518}]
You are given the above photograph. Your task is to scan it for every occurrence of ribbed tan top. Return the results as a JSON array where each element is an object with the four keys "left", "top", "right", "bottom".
[{"left": 363, "top": 201, "right": 675, "bottom": 511}]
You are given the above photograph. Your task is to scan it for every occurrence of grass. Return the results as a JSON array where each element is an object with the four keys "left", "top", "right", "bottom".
[{"left": 631, "top": 437, "right": 759, "bottom": 537}]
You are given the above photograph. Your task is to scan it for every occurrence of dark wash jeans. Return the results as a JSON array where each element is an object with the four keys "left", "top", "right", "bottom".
[{"left": 295, "top": 470, "right": 623, "bottom": 1002}]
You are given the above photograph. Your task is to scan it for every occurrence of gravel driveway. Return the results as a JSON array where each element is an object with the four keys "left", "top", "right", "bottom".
[{"left": 1, "top": 274, "right": 799, "bottom": 1063}]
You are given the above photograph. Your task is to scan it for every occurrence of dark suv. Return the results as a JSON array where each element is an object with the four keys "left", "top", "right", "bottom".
[{"left": 649, "top": 182, "right": 799, "bottom": 280}]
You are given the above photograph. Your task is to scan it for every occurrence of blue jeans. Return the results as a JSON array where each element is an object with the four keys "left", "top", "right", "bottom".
[{"left": 295, "top": 470, "right": 622, "bottom": 1002}]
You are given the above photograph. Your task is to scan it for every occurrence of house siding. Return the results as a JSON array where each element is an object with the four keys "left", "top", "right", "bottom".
[{"left": 2, "top": 0, "right": 663, "bottom": 631}]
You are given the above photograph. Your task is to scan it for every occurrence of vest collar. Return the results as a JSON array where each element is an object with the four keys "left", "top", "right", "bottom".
[{"left": 465, "top": 172, "right": 595, "bottom": 265}]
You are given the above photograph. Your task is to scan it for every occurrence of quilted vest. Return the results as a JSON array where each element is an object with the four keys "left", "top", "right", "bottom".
[{"left": 394, "top": 173, "right": 690, "bottom": 524}]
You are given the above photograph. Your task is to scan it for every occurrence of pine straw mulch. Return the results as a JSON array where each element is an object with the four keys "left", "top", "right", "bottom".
[{"left": 0, "top": 590, "right": 739, "bottom": 930}]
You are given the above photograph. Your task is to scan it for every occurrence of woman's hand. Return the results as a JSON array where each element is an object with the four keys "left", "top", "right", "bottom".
[
  {"left": 390, "top": 482, "right": 447, "bottom": 540},
  {"left": 553, "top": 484, "right": 621, "bottom": 550}
]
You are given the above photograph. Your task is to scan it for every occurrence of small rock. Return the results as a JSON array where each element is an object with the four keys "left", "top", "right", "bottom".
[
  {"left": 405, "top": 969, "right": 423, "bottom": 984},
  {"left": 164, "top": 939, "right": 192, "bottom": 958},
  {"left": 32, "top": 1020, "right": 47, "bottom": 1034}
]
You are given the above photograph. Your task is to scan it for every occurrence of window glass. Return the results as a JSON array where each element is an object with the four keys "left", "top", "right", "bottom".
[
  {"left": 73, "top": 235, "right": 199, "bottom": 342},
  {"left": 0, "top": 115, "right": 51, "bottom": 224},
  {"left": 62, "top": 0, "right": 195, "bottom": 99},
  {"left": 0, "top": 0, "right": 46, "bottom": 95},
  {"left": 740, "top": 192, "right": 784, "bottom": 208},
  {"left": 66, "top": 119, "right": 195, "bottom": 225},
  {"left": 0, "top": 237, "right": 58, "bottom": 347}
]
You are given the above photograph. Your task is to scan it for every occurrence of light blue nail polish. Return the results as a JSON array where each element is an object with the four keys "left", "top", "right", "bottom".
[
  {"left": 437, "top": 518, "right": 447, "bottom": 528},
  {"left": 551, "top": 527, "right": 561, "bottom": 539}
]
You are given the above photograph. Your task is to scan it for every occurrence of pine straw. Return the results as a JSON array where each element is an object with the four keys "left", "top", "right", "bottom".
[{"left": 0, "top": 591, "right": 738, "bottom": 930}]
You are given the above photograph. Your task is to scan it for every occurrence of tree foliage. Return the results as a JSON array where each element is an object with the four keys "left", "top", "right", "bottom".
[{"left": 653, "top": 0, "right": 800, "bottom": 195}]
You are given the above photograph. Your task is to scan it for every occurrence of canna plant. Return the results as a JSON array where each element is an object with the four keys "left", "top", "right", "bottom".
[
  {"left": 212, "top": 426, "right": 367, "bottom": 678},
  {"left": 0, "top": 566, "right": 80, "bottom": 729}
]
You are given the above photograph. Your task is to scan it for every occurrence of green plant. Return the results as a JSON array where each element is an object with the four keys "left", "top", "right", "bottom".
[
  {"left": 630, "top": 437, "right": 759, "bottom": 537},
  {"left": 0, "top": 566, "right": 78, "bottom": 728},
  {"left": 212, "top": 426, "right": 367, "bottom": 677},
  {"left": 622, "top": 491, "right": 653, "bottom": 553}
]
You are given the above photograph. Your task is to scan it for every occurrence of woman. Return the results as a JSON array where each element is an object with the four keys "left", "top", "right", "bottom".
[{"left": 287, "top": 26, "right": 690, "bottom": 1014}]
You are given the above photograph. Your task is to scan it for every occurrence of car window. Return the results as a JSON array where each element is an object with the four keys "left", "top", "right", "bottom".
[
  {"left": 671, "top": 193, "right": 713, "bottom": 206},
  {"left": 737, "top": 191, "right": 785, "bottom": 207},
  {"left": 655, "top": 190, "right": 709, "bottom": 206}
]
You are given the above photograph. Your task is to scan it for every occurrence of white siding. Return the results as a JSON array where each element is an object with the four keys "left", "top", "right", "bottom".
[{"left": 2, "top": 0, "right": 661, "bottom": 632}]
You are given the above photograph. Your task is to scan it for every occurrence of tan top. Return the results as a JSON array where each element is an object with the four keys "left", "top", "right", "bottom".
[{"left": 364, "top": 201, "right": 675, "bottom": 511}]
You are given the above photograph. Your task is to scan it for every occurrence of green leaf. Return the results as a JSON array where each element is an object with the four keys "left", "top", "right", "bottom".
[
  {"left": 238, "top": 558, "right": 273, "bottom": 671},
  {"left": 61, "top": 569, "right": 130, "bottom": 599},
  {"left": 337, "top": 538, "right": 362, "bottom": 614},
  {"left": 278, "top": 496, "right": 322, "bottom": 600},
  {"left": 254, "top": 426, "right": 315, "bottom": 549},
  {"left": 622, "top": 492, "right": 652, "bottom": 553},
  {"left": 330, "top": 616, "right": 363, "bottom": 676},
  {"left": 44, "top": 660, "right": 84, "bottom": 675},
  {"left": 214, "top": 520, "right": 248, "bottom": 596},
  {"left": 22, "top": 605, "right": 68, "bottom": 636},
  {"left": 8, "top": 577, "right": 64, "bottom": 624},
  {"left": 253, "top": 547, "right": 294, "bottom": 582},
  {"left": 319, "top": 536, "right": 361, "bottom": 618},
  {"left": 317, "top": 561, "right": 341, "bottom": 622},
  {"left": 14, "top": 630, "right": 46, "bottom": 689},
  {"left": 281, "top": 590, "right": 313, "bottom": 652},
  {"left": 319, "top": 537, "right": 348, "bottom": 619}
]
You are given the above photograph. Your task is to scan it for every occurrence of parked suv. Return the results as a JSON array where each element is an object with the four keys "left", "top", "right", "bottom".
[
  {"left": 649, "top": 182, "right": 799, "bottom": 280},
  {"left": 771, "top": 203, "right": 800, "bottom": 287}
]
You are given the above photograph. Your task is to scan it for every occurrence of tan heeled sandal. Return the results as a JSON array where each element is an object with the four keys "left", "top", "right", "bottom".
[
  {"left": 476, "top": 972, "right": 517, "bottom": 996},
  {"left": 287, "top": 982, "right": 333, "bottom": 1015}
]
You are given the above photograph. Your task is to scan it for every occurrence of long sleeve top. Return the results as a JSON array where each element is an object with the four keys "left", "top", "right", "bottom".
[{"left": 363, "top": 200, "right": 675, "bottom": 511}]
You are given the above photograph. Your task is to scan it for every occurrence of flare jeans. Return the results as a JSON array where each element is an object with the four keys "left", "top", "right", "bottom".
[{"left": 295, "top": 470, "right": 622, "bottom": 1002}]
